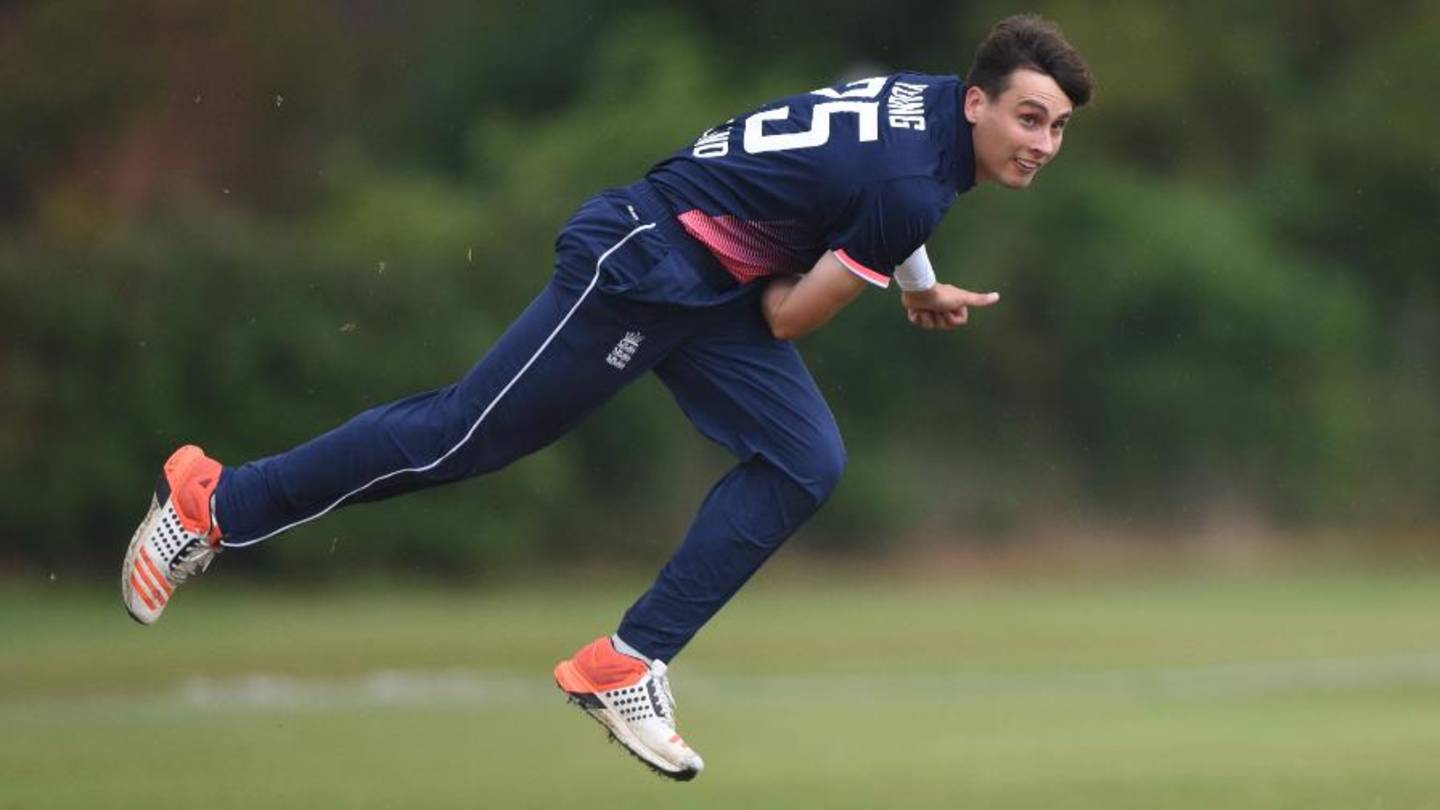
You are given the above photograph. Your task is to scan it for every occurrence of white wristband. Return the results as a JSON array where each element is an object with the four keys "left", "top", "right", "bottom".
[{"left": 894, "top": 245, "right": 937, "bottom": 292}]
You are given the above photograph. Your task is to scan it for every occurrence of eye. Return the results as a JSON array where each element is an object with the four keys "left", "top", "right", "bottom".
[{"left": 1019, "top": 114, "right": 1039, "bottom": 127}]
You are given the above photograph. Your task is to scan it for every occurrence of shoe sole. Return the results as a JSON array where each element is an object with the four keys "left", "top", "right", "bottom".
[
  {"left": 553, "top": 660, "right": 699, "bottom": 782},
  {"left": 121, "top": 493, "right": 165, "bottom": 625}
]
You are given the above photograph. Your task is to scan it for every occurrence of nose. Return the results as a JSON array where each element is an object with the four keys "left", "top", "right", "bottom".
[{"left": 1030, "top": 130, "right": 1057, "bottom": 159}]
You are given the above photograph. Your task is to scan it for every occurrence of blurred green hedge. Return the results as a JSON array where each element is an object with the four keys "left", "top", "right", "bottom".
[{"left": 2, "top": 1, "right": 1436, "bottom": 575}]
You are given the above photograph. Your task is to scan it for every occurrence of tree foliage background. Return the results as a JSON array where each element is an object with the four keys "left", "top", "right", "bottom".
[{"left": 2, "top": 0, "right": 1436, "bottom": 577}]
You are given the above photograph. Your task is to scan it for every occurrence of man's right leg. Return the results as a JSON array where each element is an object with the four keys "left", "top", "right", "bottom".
[
  {"left": 213, "top": 273, "right": 655, "bottom": 548},
  {"left": 122, "top": 209, "right": 671, "bottom": 622}
]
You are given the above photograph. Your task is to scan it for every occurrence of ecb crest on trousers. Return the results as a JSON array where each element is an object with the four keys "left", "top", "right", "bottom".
[{"left": 607, "top": 331, "right": 644, "bottom": 370}]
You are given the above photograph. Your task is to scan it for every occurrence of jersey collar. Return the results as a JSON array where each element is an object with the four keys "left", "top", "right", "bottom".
[{"left": 952, "top": 85, "right": 978, "bottom": 193}]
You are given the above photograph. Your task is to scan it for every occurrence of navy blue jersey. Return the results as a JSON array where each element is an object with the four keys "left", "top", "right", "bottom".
[{"left": 647, "top": 72, "right": 976, "bottom": 290}]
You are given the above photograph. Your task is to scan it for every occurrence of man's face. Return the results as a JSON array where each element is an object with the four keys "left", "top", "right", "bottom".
[{"left": 965, "top": 68, "right": 1074, "bottom": 189}]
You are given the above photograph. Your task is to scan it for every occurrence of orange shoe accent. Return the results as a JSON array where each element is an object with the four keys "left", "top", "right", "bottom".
[
  {"left": 138, "top": 548, "right": 175, "bottom": 596},
  {"left": 129, "top": 572, "right": 160, "bottom": 612},
  {"left": 134, "top": 558, "right": 167, "bottom": 605},
  {"left": 164, "top": 445, "right": 223, "bottom": 539},
  {"left": 556, "top": 637, "right": 648, "bottom": 693}
]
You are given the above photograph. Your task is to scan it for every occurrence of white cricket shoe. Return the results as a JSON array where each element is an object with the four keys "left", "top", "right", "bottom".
[
  {"left": 121, "top": 445, "right": 224, "bottom": 625},
  {"left": 554, "top": 636, "right": 705, "bottom": 781}
]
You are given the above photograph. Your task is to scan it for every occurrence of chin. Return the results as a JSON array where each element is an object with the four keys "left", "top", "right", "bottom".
[{"left": 1000, "top": 172, "right": 1037, "bottom": 189}]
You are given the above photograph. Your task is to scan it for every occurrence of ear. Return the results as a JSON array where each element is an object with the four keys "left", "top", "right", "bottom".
[{"left": 963, "top": 85, "right": 988, "bottom": 125}]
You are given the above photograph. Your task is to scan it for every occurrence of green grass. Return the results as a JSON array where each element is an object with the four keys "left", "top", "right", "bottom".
[{"left": 6, "top": 562, "right": 1440, "bottom": 808}]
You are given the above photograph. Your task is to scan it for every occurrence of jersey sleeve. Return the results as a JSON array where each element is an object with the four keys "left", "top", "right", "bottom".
[{"left": 827, "top": 179, "right": 941, "bottom": 289}]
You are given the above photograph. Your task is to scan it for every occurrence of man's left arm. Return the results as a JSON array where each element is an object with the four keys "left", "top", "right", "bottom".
[
  {"left": 760, "top": 252, "right": 867, "bottom": 341},
  {"left": 761, "top": 250, "right": 1000, "bottom": 340},
  {"left": 764, "top": 179, "right": 1004, "bottom": 340},
  {"left": 892, "top": 244, "right": 1001, "bottom": 330}
]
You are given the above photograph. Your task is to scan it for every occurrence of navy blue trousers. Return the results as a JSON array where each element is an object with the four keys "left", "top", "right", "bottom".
[{"left": 214, "top": 188, "right": 846, "bottom": 661}]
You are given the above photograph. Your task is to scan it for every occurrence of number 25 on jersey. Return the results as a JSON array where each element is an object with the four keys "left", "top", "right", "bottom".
[{"left": 692, "top": 77, "right": 897, "bottom": 159}]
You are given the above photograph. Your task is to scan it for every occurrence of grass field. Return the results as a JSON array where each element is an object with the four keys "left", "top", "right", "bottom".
[{"left": 6, "top": 561, "right": 1440, "bottom": 809}]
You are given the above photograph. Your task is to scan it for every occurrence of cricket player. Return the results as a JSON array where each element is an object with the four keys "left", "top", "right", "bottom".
[{"left": 121, "top": 14, "right": 1092, "bottom": 780}]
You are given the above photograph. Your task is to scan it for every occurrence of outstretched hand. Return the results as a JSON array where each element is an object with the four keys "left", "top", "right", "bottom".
[{"left": 901, "top": 285, "right": 1000, "bottom": 330}]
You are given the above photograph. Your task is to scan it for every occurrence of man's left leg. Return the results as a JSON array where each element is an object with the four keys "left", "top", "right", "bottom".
[
  {"left": 620, "top": 299, "right": 847, "bottom": 662},
  {"left": 555, "top": 296, "right": 843, "bottom": 780},
  {"left": 556, "top": 297, "right": 841, "bottom": 776}
]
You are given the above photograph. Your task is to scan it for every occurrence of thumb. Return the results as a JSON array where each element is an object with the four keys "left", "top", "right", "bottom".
[{"left": 962, "top": 290, "right": 1001, "bottom": 307}]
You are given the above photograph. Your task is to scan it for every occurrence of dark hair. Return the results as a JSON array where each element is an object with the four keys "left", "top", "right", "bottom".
[{"left": 966, "top": 15, "right": 1094, "bottom": 108}]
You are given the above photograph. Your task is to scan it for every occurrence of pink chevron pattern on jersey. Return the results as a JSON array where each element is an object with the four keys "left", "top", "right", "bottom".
[{"left": 676, "top": 210, "right": 810, "bottom": 284}]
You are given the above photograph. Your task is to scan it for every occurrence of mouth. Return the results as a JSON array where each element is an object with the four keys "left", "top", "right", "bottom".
[{"left": 1014, "top": 157, "right": 1042, "bottom": 175}]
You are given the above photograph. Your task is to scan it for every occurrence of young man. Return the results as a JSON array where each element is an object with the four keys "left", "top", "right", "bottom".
[{"left": 121, "top": 15, "right": 1092, "bottom": 780}]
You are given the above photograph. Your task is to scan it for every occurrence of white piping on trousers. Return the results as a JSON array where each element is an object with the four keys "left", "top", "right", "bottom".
[{"left": 222, "top": 221, "right": 657, "bottom": 548}]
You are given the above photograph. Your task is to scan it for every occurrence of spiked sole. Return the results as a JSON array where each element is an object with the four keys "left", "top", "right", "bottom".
[
  {"left": 553, "top": 662, "right": 699, "bottom": 782},
  {"left": 559, "top": 691, "right": 699, "bottom": 782}
]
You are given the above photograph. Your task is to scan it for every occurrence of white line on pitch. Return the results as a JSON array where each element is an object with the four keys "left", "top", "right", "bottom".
[{"left": 9, "top": 652, "right": 1440, "bottom": 716}]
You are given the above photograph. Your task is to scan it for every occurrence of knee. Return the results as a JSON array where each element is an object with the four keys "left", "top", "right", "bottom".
[{"left": 791, "top": 432, "right": 847, "bottom": 506}]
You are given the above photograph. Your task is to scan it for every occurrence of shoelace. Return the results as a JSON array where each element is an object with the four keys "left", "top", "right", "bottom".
[
  {"left": 649, "top": 661, "right": 678, "bottom": 727},
  {"left": 171, "top": 540, "right": 217, "bottom": 584}
]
